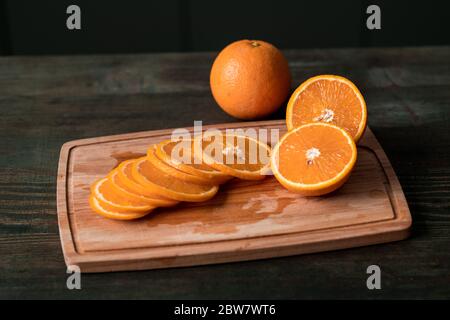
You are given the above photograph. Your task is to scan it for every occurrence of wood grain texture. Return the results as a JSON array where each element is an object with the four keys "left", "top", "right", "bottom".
[
  {"left": 57, "top": 121, "right": 411, "bottom": 272},
  {"left": 1, "top": 47, "right": 449, "bottom": 298}
]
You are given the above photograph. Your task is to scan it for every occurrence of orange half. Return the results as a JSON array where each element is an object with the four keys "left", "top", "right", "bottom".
[
  {"left": 271, "top": 123, "right": 357, "bottom": 196},
  {"left": 286, "top": 75, "right": 367, "bottom": 142}
]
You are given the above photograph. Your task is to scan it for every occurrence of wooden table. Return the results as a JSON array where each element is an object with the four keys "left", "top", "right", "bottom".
[{"left": 1, "top": 47, "right": 449, "bottom": 299}]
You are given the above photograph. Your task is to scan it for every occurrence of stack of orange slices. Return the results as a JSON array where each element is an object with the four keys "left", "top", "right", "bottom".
[{"left": 89, "top": 132, "right": 271, "bottom": 220}]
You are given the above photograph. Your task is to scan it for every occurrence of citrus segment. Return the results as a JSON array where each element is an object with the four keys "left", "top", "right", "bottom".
[
  {"left": 271, "top": 123, "right": 357, "bottom": 196},
  {"left": 286, "top": 75, "right": 367, "bottom": 142},
  {"left": 131, "top": 157, "right": 219, "bottom": 202}
]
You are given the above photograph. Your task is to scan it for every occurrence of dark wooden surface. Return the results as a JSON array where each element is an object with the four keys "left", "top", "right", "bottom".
[{"left": 0, "top": 47, "right": 449, "bottom": 299}]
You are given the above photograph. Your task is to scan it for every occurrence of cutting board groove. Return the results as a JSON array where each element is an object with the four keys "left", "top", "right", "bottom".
[{"left": 57, "top": 120, "right": 411, "bottom": 273}]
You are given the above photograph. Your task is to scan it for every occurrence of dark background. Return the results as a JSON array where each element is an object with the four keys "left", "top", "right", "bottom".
[
  {"left": 1, "top": 0, "right": 449, "bottom": 56},
  {"left": 1, "top": 0, "right": 450, "bottom": 300}
]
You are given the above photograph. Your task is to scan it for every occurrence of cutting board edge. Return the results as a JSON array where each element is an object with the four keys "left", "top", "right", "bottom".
[{"left": 63, "top": 218, "right": 411, "bottom": 273}]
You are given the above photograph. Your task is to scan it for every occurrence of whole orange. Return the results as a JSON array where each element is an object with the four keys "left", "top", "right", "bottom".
[{"left": 210, "top": 40, "right": 291, "bottom": 120}]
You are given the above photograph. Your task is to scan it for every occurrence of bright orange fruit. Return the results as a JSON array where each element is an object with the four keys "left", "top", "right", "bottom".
[
  {"left": 286, "top": 75, "right": 367, "bottom": 142},
  {"left": 271, "top": 123, "right": 357, "bottom": 196},
  {"left": 210, "top": 39, "right": 291, "bottom": 119}
]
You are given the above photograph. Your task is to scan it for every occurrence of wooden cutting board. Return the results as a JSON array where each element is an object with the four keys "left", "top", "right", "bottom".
[{"left": 57, "top": 120, "right": 411, "bottom": 273}]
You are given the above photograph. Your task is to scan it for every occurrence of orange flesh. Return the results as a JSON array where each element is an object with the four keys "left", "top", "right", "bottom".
[
  {"left": 147, "top": 147, "right": 211, "bottom": 185},
  {"left": 95, "top": 178, "right": 150, "bottom": 207},
  {"left": 276, "top": 125, "right": 353, "bottom": 185},
  {"left": 162, "top": 140, "right": 218, "bottom": 172},
  {"left": 157, "top": 140, "right": 232, "bottom": 184},
  {"left": 136, "top": 158, "right": 214, "bottom": 194},
  {"left": 110, "top": 170, "right": 142, "bottom": 197},
  {"left": 122, "top": 160, "right": 138, "bottom": 180},
  {"left": 89, "top": 195, "right": 149, "bottom": 220},
  {"left": 291, "top": 79, "right": 363, "bottom": 139},
  {"left": 121, "top": 161, "right": 161, "bottom": 195},
  {"left": 110, "top": 170, "right": 161, "bottom": 202},
  {"left": 118, "top": 160, "right": 178, "bottom": 203},
  {"left": 199, "top": 134, "right": 270, "bottom": 172}
]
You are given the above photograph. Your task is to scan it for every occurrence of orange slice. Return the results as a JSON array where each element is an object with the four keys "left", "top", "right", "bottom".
[
  {"left": 131, "top": 157, "right": 219, "bottom": 202},
  {"left": 90, "top": 177, "right": 155, "bottom": 213},
  {"left": 89, "top": 195, "right": 149, "bottom": 220},
  {"left": 147, "top": 146, "right": 212, "bottom": 185},
  {"left": 286, "top": 75, "right": 367, "bottom": 142},
  {"left": 108, "top": 169, "right": 177, "bottom": 207},
  {"left": 154, "top": 139, "right": 231, "bottom": 184},
  {"left": 193, "top": 132, "right": 271, "bottom": 180},
  {"left": 116, "top": 159, "right": 178, "bottom": 207},
  {"left": 271, "top": 123, "right": 357, "bottom": 196}
]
